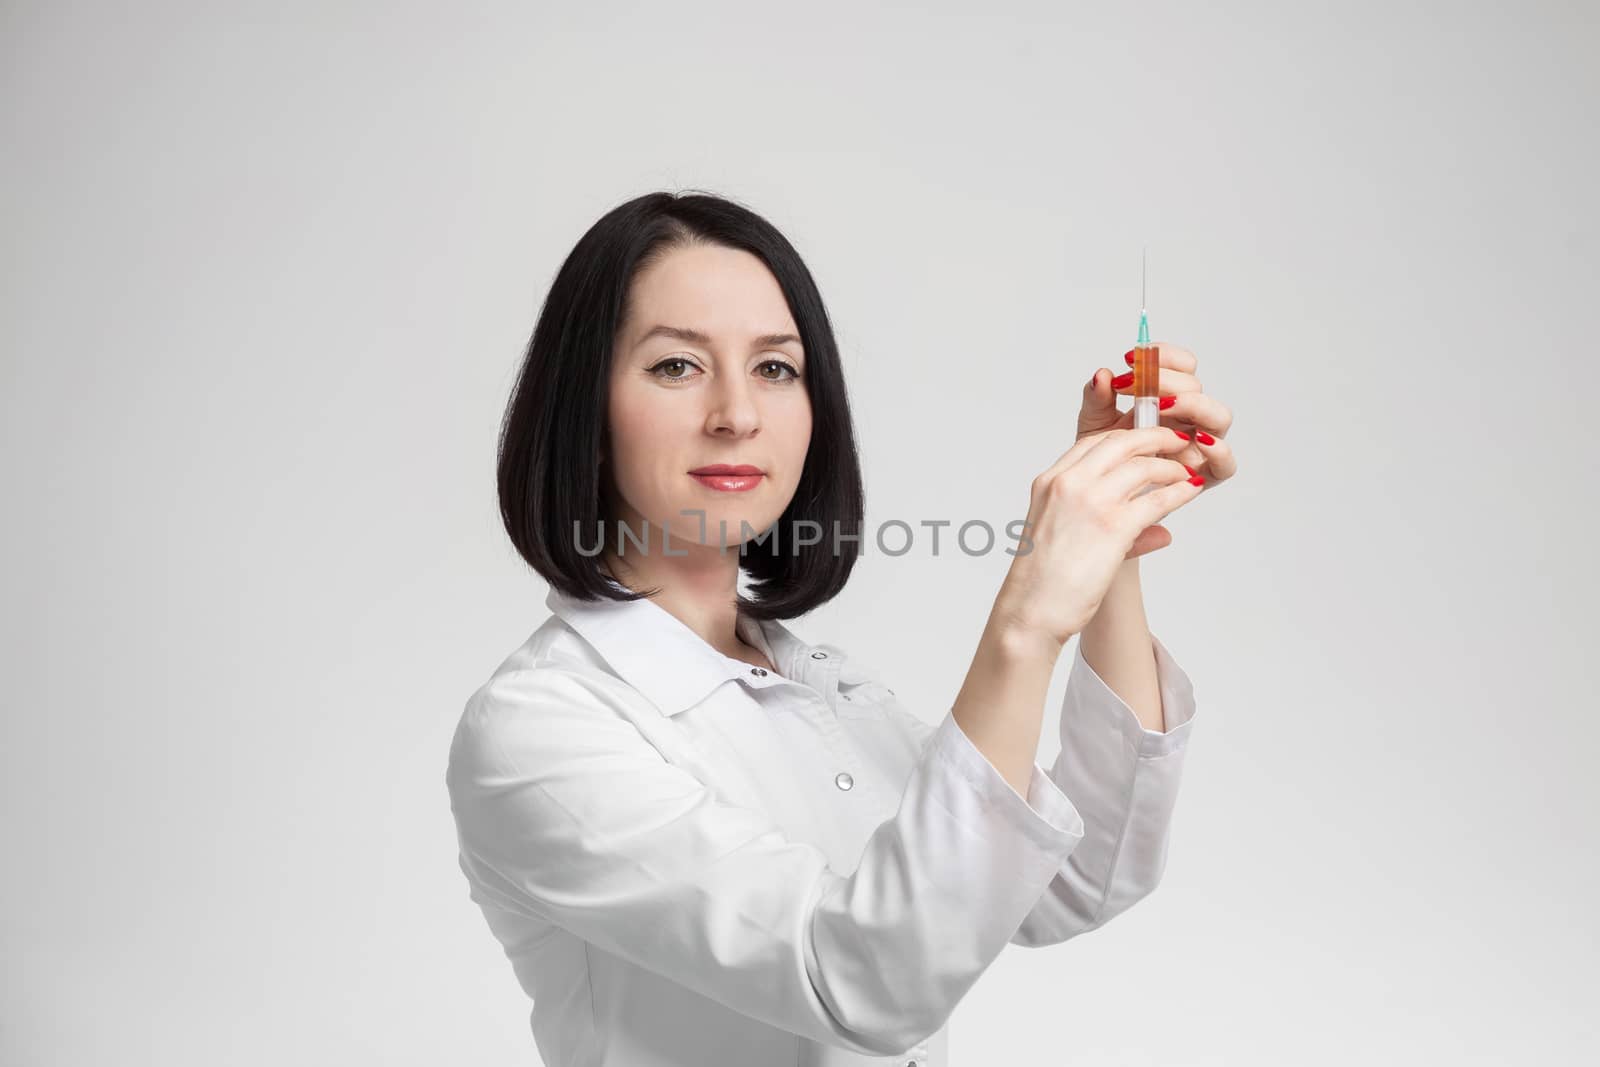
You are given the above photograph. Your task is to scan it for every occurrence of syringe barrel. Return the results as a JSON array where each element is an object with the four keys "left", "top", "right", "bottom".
[
  {"left": 1133, "top": 337, "right": 1161, "bottom": 434},
  {"left": 1131, "top": 394, "right": 1162, "bottom": 498},
  {"left": 1132, "top": 341, "right": 1160, "bottom": 397}
]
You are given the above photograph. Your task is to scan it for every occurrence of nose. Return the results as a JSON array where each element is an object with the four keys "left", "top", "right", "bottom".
[{"left": 704, "top": 371, "right": 761, "bottom": 438}]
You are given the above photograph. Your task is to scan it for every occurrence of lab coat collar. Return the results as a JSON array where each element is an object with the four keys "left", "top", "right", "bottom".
[{"left": 544, "top": 585, "right": 819, "bottom": 717}]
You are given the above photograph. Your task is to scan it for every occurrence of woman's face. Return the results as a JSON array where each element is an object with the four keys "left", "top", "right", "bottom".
[{"left": 606, "top": 242, "right": 813, "bottom": 552}]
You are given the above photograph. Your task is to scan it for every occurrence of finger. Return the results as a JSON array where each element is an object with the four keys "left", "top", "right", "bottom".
[
  {"left": 1096, "top": 408, "right": 1211, "bottom": 472},
  {"left": 1037, "top": 423, "right": 1120, "bottom": 484},
  {"left": 1084, "top": 367, "right": 1120, "bottom": 415},
  {"left": 1110, "top": 367, "right": 1201, "bottom": 396},
  {"left": 1131, "top": 463, "right": 1207, "bottom": 528},
  {"left": 1141, "top": 390, "right": 1233, "bottom": 439},
  {"left": 1077, "top": 425, "right": 1193, "bottom": 479},
  {"left": 1191, "top": 425, "right": 1238, "bottom": 482},
  {"left": 1122, "top": 341, "right": 1198, "bottom": 375},
  {"left": 1102, "top": 455, "right": 1196, "bottom": 502},
  {"left": 1125, "top": 524, "right": 1173, "bottom": 560}
]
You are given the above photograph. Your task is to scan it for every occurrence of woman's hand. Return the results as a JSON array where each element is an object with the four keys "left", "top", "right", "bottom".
[
  {"left": 993, "top": 426, "right": 1203, "bottom": 651},
  {"left": 1081, "top": 342, "right": 1238, "bottom": 560}
]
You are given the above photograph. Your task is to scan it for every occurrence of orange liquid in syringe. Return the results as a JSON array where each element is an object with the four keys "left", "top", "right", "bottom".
[{"left": 1132, "top": 343, "right": 1160, "bottom": 396}]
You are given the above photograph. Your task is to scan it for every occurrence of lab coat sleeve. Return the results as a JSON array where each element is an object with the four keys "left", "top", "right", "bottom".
[
  {"left": 446, "top": 663, "right": 1087, "bottom": 1058},
  {"left": 1009, "top": 633, "right": 1198, "bottom": 947}
]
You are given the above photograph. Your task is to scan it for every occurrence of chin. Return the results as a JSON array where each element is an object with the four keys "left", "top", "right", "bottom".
[{"left": 670, "top": 502, "right": 779, "bottom": 546}]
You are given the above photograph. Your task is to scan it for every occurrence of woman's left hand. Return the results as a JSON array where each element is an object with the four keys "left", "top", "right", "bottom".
[{"left": 1078, "top": 342, "right": 1237, "bottom": 557}]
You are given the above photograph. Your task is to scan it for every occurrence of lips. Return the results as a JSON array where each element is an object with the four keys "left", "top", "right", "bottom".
[
  {"left": 688, "top": 465, "right": 764, "bottom": 476},
  {"left": 689, "top": 464, "right": 765, "bottom": 492}
]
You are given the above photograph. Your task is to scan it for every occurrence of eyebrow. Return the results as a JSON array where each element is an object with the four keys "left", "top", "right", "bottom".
[{"left": 634, "top": 324, "right": 803, "bottom": 351}]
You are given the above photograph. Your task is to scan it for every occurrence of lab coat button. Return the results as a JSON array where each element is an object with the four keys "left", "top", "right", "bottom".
[
  {"left": 811, "top": 650, "right": 827, "bottom": 659},
  {"left": 834, "top": 772, "right": 853, "bottom": 790},
  {"left": 751, "top": 667, "right": 767, "bottom": 677}
]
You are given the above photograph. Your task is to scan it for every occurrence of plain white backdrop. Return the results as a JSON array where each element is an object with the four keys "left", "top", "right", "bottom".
[{"left": 4, "top": 1, "right": 1595, "bottom": 1063}]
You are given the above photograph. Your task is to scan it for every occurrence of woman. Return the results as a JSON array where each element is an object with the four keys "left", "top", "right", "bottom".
[{"left": 446, "top": 191, "right": 1235, "bottom": 1066}]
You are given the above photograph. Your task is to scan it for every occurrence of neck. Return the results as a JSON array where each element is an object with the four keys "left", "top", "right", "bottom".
[{"left": 599, "top": 517, "right": 760, "bottom": 667}]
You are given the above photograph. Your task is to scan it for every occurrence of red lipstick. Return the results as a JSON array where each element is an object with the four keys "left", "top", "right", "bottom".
[{"left": 688, "top": 464, "right": 765, "bottom": 492}]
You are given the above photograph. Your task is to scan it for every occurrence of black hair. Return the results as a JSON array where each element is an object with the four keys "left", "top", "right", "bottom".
[{"left": 496, "top": 189, "right": 865, "bottom": 622}]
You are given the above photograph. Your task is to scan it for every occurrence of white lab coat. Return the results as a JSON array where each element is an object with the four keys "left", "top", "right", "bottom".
[{"left": 446, "top": 586, "right": 1198, "bottom": 1066}]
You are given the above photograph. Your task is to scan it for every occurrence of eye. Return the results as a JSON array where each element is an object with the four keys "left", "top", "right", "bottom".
[
  {"left": 756, "top": 359, "right": 803, "bottom": 384},
  {"left": 646, "top": 357, "right": 701, "bottom": 382},
  {"left": 646, "top": 356, "right": 803, "bottom": 385}
]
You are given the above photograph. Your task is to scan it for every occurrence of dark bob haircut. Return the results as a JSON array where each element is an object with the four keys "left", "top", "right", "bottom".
[{"left": 497, "top": 190, "right": 865, "bottom": 622}]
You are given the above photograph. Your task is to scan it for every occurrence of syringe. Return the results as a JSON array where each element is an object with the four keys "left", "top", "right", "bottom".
[{"left": 1132, "top": 247, "right": 1160, "bottom": 432}]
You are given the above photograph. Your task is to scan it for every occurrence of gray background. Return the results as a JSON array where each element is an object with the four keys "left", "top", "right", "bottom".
[{"left": 4, "top": 1, "right": 1595, "bottom": 1063}]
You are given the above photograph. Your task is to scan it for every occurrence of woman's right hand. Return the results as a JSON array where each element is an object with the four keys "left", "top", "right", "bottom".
[{"left": 993, "top": 427, "right": 1203, "bottom": 651}]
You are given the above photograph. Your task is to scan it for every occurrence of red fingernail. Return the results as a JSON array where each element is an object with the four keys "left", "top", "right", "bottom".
[
  {"left": 1172, "top": 429, "right": 1190, "bottom": 440},
  {"left": 1111, "top": 371, "right": 1133, "bottom": 389},
  {"left": 1188, "top": 475, "right": 1205, "bottom": 486},
  {"left": 1124, "top": 349, "right": 1135, "bottom": 365},
  {"left": 1196, "top": 431, "right": 1215, "bottom": 445},
  {"left": 1088, "top": 372, "right": 1098, "bottom": 389},
  {"left": 1183, "top": 464, "right": 1195, "bottom": 476},
  {"left": 1158, "top": 395, "right": 1176, "bottom": 410}
]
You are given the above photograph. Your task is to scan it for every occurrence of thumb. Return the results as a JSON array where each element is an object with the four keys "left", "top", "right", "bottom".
[
  {"left": 1085, "top": 368, "right": 1119, "bottom": 411},
  {"left": 1124, "top": 524, "right": 1173, "bottom": 560}
]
